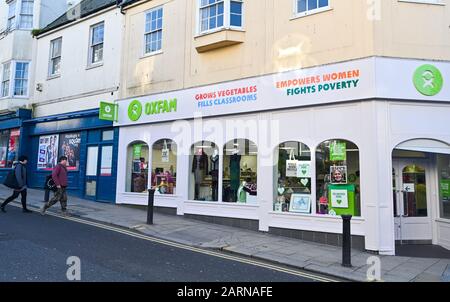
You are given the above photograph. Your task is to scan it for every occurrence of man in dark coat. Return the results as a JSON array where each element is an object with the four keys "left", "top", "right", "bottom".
[{"left": 1, "top": 156, "right": 32, "bottom": 213}]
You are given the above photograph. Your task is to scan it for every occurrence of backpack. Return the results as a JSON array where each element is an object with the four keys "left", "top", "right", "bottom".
[{"left": 45, "top": 175, "right": 57, "bottom": 192}]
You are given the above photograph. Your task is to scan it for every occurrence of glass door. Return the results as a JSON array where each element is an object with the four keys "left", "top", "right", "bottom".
[
  {"left": 393, "top": 159, "right": 432, "bottom": 243},
  {"left": 84, "top": 145, "right": 114, "bottom": 202}
]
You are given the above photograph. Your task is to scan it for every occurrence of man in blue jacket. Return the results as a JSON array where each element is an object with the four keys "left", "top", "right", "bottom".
[{"left": 1, "top": 156, "right": 32, "bottom": 213}]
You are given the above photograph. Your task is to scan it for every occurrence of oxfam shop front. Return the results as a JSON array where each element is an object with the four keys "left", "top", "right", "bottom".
[{"left": 114, "top": 57, "right": 450, "bottom": 255}]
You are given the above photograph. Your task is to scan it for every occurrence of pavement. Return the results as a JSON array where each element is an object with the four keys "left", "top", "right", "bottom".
[{"left": 1, "top": 186, "right": 450, "bottom": 282}]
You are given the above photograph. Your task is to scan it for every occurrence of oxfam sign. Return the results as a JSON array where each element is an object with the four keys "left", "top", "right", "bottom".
[
  {"left": 127, "top": 99, "right": 177, "bottom": 122},
  {"left": 413, "top": 65, "right": 444, "bottom": 96}
]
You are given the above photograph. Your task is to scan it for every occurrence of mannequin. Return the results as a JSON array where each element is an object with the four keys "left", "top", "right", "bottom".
[
  {"left": 192, "top": 148, "right": 209, "bottom": 199},
  {"left": 210, "top": 149, "right": 219, "bottom": 201},
  {"left": 229, "top": 150, "right": 241, "bottom": 202}
]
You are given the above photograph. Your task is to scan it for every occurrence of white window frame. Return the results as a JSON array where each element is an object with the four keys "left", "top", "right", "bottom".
[
  {"left": 48, "top": 37, "right": 62, "bottom": 78},
  {"left": 88, "top": 22, "right": 105, "bottom": 67},
  {"left": 143, "top": 6, "right": 163, "bottom": 56},
  {"left": 293, "top": 0, "right": 331, "bottom": 18},
  {"left": 1, "top": 62, "right": 12, "bottom": 98},
  {"left": 7, "top": 0, "right": 17, "bottom": 31},
  {"left": 197, "top": 0, "right": 244, "bottom": 36},
  {"left": 19, "top": 0, "right": 34, "bottom": 30},
  {"left": 12, "top": 61, "right": 30, "bottom": 98}
]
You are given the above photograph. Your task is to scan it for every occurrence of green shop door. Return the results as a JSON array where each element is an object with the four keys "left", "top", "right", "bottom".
[{"left": 85, "top": 145, "right": 114, "bottom": 203}]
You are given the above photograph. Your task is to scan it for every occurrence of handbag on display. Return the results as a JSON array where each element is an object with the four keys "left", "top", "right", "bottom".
[{"left": 285, "top": 149, "right": 298, "bottom": 178}]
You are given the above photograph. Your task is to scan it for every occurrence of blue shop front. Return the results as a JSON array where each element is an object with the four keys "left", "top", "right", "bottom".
[
  {"left": 0, "top": 109, "right": 32, "bottom": 184},
  {"left": 23, "top": 109, "right": 119, "bottom": 203}
]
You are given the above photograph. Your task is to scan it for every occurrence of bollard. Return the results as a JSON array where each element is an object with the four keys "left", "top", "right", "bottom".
[
  {"left": 147, "top": 188, "right": 156, "bottom": 225},
  {"left": 341, "top": 215, "right": 352, "bottom": 267}
]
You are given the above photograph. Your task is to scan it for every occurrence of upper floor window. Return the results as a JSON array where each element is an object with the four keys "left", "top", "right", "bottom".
[
  {"left": 19, "top": 0, "right": 34, "bottom": 29},
  {"left": 296, "top": 0, "right": 329, "bottom": 15},
  {"left": 49, "top": 38, "right": 62, "bottom": 77},
  {"left": 13, "top": 62, "right": 29, "bottom": 96},
  {"left": 89, "top": 22, "right": 104, "bottom": 65},
  {"left": 199, "top": 0, "right": 242, "bottom": 34},
  {"left": 7, "top": 1, "right": 17, "bottom": 30},
  {"left": 1, "top": 63, "right": 11, "bottom": 98},
  {"left": 144, "top": 7, "right": 163, "bottom": 54}
]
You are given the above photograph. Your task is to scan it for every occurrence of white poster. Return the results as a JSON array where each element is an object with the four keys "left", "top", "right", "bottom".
[
  {"left": 37, "top": 134, "right": 59, "bottom": 171},
  {"left": 161, "top": 140, "right": 169, "bottom": 163},
  {"left": 297, "top": 161, "right": 311, "bottom": 178},
  {"left": 331, "top": 189, "right": 349, "bottom": 209}
]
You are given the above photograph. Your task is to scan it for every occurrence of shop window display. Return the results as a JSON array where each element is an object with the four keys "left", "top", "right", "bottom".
[
  {"left": 0, "top": 128, "right": 20, "bottom": 168},
  {"left": 223, "top": 139, "right": 258, "bottom": 203},
  {"left": 126, "top": 141, "right": 149, "bottom": 193},
  {"left": 274, "top": 141, "right": 311, "bottom": 213},
  {"left": 189, "top": 141, "right": 219, "bottom": 202},
  {"left": 151, "top": 139, "right": 177, "bottom": 195},
  {"left": 316, "top": 140, "right": 361, "bottom": 217},
  {"left": 438, "top": 154, "right": 450, "bottom": 219}
]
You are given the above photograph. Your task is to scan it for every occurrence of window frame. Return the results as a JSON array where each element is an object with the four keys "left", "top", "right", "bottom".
[
  {"left": 48, "top": 37, "right": 62, "bottom": 78},
  {"left": 143, "top": 6, "right": 164, "bottom": 56},
  {"left": 1, "top": 62, "right": 12, "bottom": 98},
  {"left": 19, "top": 0, "right": 34, "bottom": 30},
  {"left": 12, "top": 61, "right": 30, "bottom": 97},
  {"left": 88, "top": 22, "right": 105, "bottom": 67},
  {"left": 197, "top": 0, "right": 244, "bottom": 36},
  {"left": 293, "top": 0, "right": 331, "bottom": 18},
  {"left": 7, "top": 0, "right": 17, "bottom": 31}
]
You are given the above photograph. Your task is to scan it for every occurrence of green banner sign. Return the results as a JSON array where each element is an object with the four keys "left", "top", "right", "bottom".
[
  {"left": 99, "top": 102, "right": 118, "bottom": 121},
  {"left": 133, "top": 144, "right": 142, "bottom": 159},
  {"left": 440, "top": 179, "right": 450, "bottom": 200},
  {"left": 330, "top": 141, "right": 347, "bottom": 161}
]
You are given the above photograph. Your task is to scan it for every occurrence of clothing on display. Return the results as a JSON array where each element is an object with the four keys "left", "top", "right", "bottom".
[
  {"left": 192, "top": 149, "right": 209, "bottom": 199},
  {"left": 210, "top": 153, "right": 219, "bottom": 201},
  {"left": 229, "top": 153, "right": 242, "bottom": 202}
]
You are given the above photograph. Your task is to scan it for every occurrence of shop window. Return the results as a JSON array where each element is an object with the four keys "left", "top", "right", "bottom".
[
  {"left": 438, "top": 154, "right": 450, "bottom": 219},
  {"left": 274, "top": 141, "right": 312, "bottom": 213},
  {"left": 126, "top": 141, "right": 149, "bottom": 193},
  {"left": 223, "top": 139, "right": 257, "bottom": 203},
  {"left": 316, "top": 140, "right": 361, "bottom": 217},
  {"left": 151, "top": 139, "right": 177, "bottom": 195},
  {"left": 0, "top": 128, "right": 20, "bottom": 168},
  {"left": 189, "top": 141, "right": 219, "bottom": 202}
]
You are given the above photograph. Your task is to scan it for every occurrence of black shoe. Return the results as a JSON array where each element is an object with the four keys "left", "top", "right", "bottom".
[
  {"left": 0, "top": 206, "right": 5, "bottom": 213},
  {"left": 23, "top": 209, "right": 33, "bottom": 213}
]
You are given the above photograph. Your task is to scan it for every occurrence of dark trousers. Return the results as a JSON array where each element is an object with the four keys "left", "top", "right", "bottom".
[{"left": 2, "top": 189, "right": 28, "bottom": 210}]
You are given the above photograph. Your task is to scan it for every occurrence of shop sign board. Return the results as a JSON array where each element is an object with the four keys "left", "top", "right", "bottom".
[{"left": 115, "top": 57, "right": 449, "bottom": 127}]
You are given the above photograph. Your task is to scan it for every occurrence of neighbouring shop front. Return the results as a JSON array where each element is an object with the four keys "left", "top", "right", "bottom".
[
  {"left": 0, "top": 109, "right": 32, "bottom": 184},
  {"left": 114, "top": 57, "right": 450, "bottom": 255},
  {"left": 23, "top": 109, "right": 119, "bottom": 203}
]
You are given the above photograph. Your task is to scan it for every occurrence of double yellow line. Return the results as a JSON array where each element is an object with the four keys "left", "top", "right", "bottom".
[{"left": 26, "top": 204, "right": 341, "bottom": 283}]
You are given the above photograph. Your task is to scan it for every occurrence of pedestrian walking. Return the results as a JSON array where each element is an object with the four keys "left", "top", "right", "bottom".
[
  {"left": 1, "top": 156, "right": 32, "bottom": 213},
  {"left": 41, "top": 156, "right": 69, "bottom": 216}
]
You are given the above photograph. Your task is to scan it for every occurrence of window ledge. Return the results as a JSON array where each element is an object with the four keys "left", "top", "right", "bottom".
[
  {"left": 47, "top": 74, "right": 61, "bottom": 81},
  {"left": 86, "top": 63, "right": 103, "bottom": 70},
  {"left": 140, "top": 50, "right": 163, "bottom": 59},
  {"left": 290, "top": 6, "right": 333, "bottom": 20},
  {"left": 194, "top": 28, "right": 245, "bottom": 53}
]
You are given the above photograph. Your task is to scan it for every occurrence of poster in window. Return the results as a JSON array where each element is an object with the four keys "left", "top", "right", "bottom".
[
  {"left": 330, "top": 166, "right": 347, "bottom": 184},
  {"left": 330, "top": 189, "right": 349, "bottom": 209},
  {"left": 0, "top": 130, "right": 9, "bottom": 168},
  {"left": 58, "top": 132, "right": 81, "bottom": 171},
  {"left": 37, "top": 134, "right": 59, "bottom": 170},
  {"left": 161, "top": 140, "right": 169, "bottom": 163},
  {"left": 289, "top": 194, "right": 311, "bottom": 213},
  {"left": 7, "top": 128, "right": 20, "bottom": 168}
]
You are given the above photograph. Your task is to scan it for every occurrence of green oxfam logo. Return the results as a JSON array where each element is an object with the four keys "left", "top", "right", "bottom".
[
  {"left": 128, "top": 100, "right": 143, "bottom": 121},
  {"left": 413, "top": 65, "right": 444, "bottom": 96}
]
